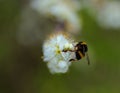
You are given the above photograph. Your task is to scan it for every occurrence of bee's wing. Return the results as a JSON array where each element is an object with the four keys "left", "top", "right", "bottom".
[
  {"left": 86, "top": 53, "right": 90, "bottom": 65},
  {"left": 82, "top": 45, "right": 90, "bottom": 65}
]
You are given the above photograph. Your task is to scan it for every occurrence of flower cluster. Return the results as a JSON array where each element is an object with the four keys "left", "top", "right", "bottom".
[
  {"left": 30, "top": 0, "right": 81, "bottom": 33},
  {"left": 83, "top": 0, "right": 120, "bottom": 29},
  {"left": 43, "top": 32, "right": 75, "bottom": 74},
  {"left": 97, "top": 1, "right": 120, "bottom": 29}
]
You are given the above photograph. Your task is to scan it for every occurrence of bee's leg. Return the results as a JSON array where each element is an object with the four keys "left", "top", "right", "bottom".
[
  {"left": 69, "top": 59, "right": 77, "bottom": 62},
  {"left": 62, "top": 50, "right": 75, "bottom": 52},
  {"left": 62, "top": 50, "right": 67, "bottom": 52},
  {"left": 69, "top": 50, "right": 76, "bottom": 52}
]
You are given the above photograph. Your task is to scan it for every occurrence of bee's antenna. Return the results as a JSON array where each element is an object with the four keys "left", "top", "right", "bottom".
[{"left": 86, "top": 53, "right": 90, "bottom": 65}]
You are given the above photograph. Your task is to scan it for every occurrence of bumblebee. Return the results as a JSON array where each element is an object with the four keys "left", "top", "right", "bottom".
[{"left": 63, "top": 41, "right": 90, "bottom": 65}]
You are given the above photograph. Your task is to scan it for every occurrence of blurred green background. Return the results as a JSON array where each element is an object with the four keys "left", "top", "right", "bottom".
[{"left": 0, "top": 0, "right": 120, "bottom": 93}]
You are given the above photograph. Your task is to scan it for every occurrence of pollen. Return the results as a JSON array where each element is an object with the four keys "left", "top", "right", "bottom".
[
  {"left": 55, "top": 45, "right": 61, "bottom": 54},
  {"left": 56, "top": 49, "right": 61, "bottom": 54}
]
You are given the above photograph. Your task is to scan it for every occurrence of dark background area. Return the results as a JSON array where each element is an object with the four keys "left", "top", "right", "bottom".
[{"left": 0, "top": 0, "right": 120, "bottom": 93}]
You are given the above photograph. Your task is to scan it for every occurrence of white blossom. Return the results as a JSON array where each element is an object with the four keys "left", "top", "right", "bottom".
[
  {"left": 83, "top": 0, "right": 120, "bottom": 29},
  {"left": 30, "top": 0, "right": 82, "bottom": 33},
  {"left": 43, "top": 32, "right": 75, "bottom": 74},
  {"left": 97, "top": 1, "right": 120, "bottom": 29}
]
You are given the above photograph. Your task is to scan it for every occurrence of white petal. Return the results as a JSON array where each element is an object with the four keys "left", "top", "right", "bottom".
[{"left": 47, "top": 60, "right": 69, "bottom": 74}]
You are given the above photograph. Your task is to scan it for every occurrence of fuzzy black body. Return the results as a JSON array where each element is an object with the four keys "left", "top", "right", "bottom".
[
  {"left": 69, "top": 41, "right": 88, "bottom": 62},
  {"left": 75, "top": 52, "right": 81, "bottom": 60},
  {"left": 75, "top": 42, "right": 88, "bottom": 60}
]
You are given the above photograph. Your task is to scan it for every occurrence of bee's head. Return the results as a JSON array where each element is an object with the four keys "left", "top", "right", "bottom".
[{"left": 78, "top": 41, "right": 88, "bottom": 52}]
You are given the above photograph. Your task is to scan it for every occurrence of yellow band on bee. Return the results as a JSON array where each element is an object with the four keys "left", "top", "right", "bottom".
[
  {"left": 81, "top": 42, "right": 87, "bottom": 45},
  {"left": 78, "top": 51, "right": 84, "bottom": 58}
]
